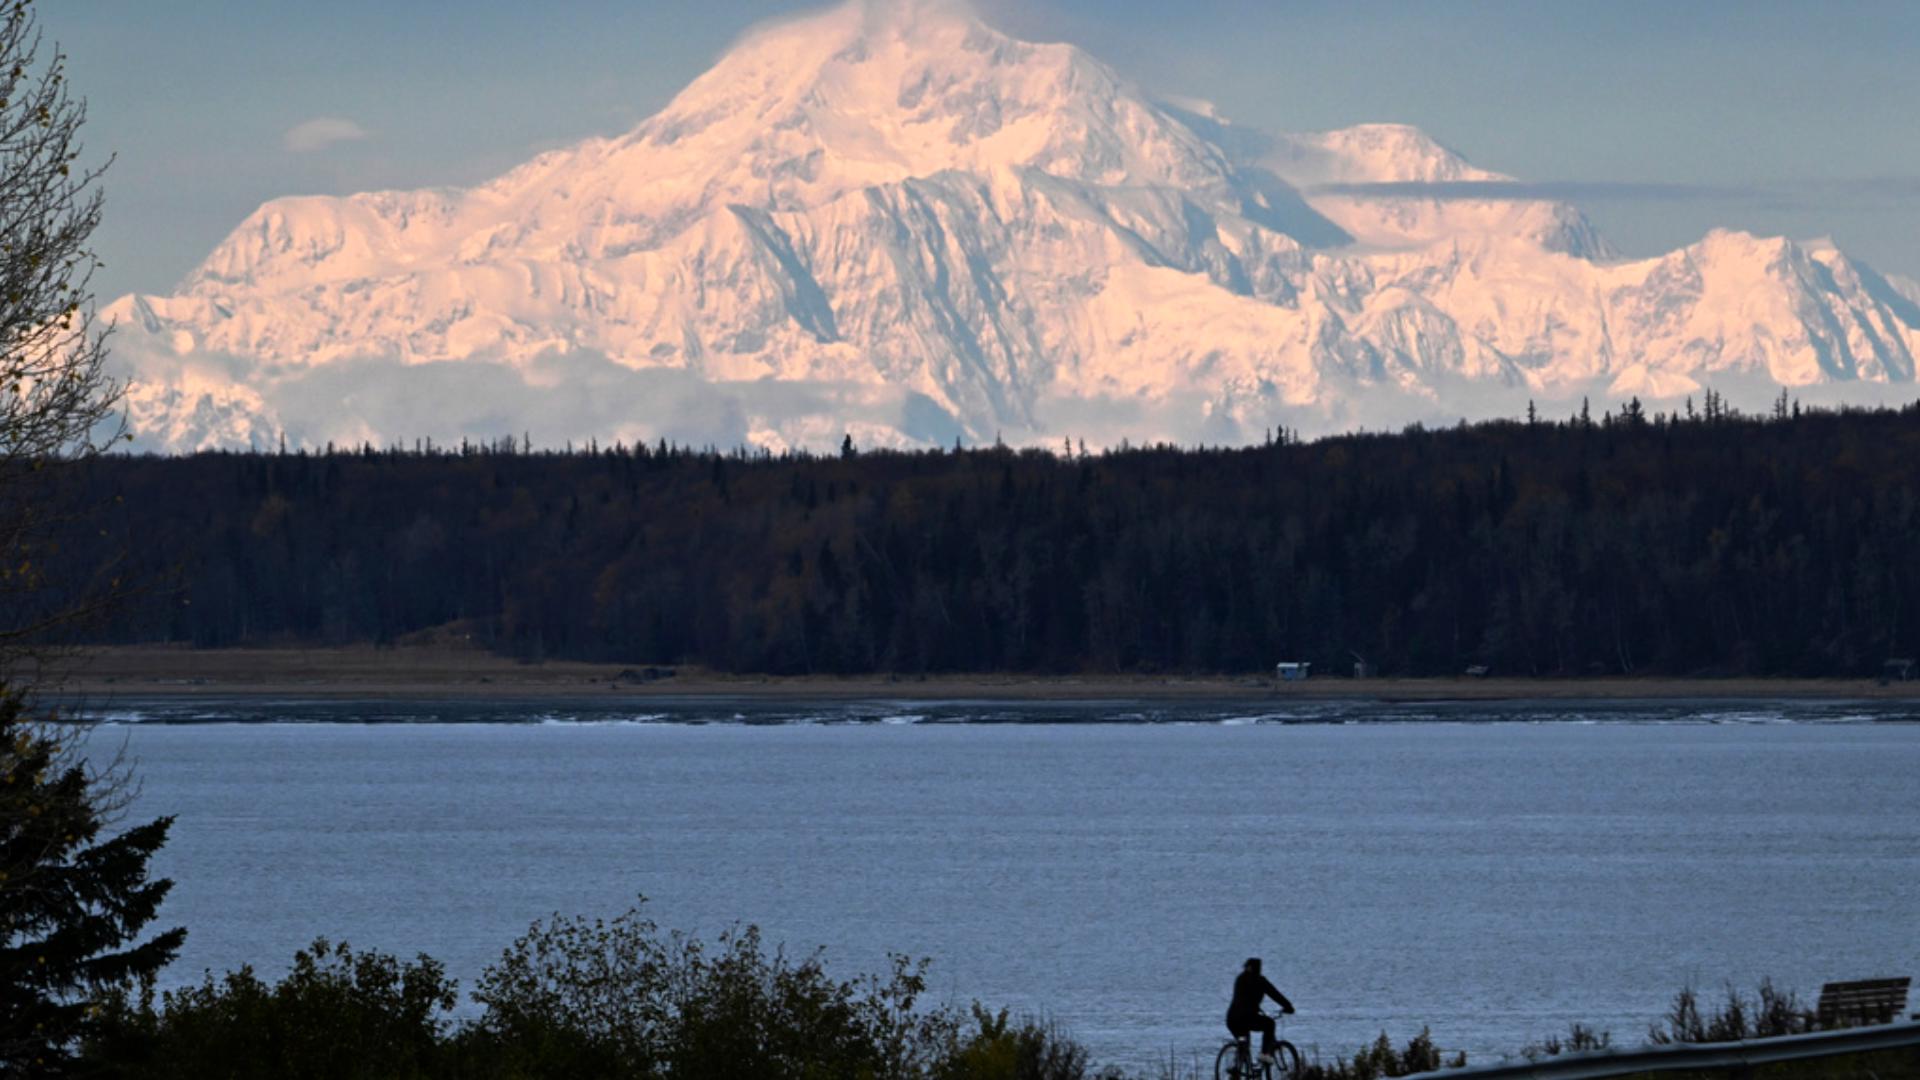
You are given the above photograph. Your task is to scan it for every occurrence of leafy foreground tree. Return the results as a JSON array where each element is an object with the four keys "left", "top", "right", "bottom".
[
  {"left": 0, "top": 687, "right": 183, "bottom": 1075},
  {"left": 0, "top": 0, "right": 126, "bottom": 666},
  {"left": 0, "top": 0, "right": 119, "bottom": 467}
]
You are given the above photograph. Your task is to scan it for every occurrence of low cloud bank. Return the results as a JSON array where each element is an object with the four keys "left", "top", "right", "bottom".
[
  {"left": 115, "top": 344, "right": 981, "bottom": 454},
  {"left": 112, "top": 336, "right": 1920, "bottom": 456}
]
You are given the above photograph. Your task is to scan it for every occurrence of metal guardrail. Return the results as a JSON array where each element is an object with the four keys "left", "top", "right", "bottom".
[{"left": 1408, "top": 1021, "right": 1920, "bottom": 1079}]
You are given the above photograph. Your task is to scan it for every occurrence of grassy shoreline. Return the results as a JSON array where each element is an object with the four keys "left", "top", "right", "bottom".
[{"left": 43, "top": 644, "right": 1920, "bottom": 703}]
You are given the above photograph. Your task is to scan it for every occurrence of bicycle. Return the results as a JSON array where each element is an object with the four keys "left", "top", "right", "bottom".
[{"left": 1214, "top": 1013, "right": 1302, "bottom": 1080}]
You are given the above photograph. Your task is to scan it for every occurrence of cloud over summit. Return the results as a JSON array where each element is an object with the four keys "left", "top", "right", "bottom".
[{"left": 283, "top": 116, "right": 369, "bottom": 154}]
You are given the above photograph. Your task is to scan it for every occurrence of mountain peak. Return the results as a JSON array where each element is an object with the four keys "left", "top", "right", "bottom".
[
  {"left": 1285, "top": 123, "right": 1494, "bottom": 186},
  {"left": 107, "top": 6, "right": 1920, "bottom": 453},
  {"left": 608, "top": 0, "right": 1225, "bottom": 211}
]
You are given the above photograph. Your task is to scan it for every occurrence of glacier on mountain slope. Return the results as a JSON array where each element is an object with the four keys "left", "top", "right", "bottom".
[{"left": 106, "top": 0, "right": 1920, "bottom": 451}]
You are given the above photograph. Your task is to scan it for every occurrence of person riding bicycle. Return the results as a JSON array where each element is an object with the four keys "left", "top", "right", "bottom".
[{"left": 1225, "top": 957, "right": 1295, "bottom": 1064}]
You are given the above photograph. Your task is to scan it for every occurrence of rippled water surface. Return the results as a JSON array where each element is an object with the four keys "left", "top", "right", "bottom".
[{"left": 78, "top": 700, "right": 1920, "bottom": 1071}]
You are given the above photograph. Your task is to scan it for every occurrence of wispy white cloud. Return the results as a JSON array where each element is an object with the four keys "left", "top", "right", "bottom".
[
  {"left": 1303, "top": 176, "right": 1920, "bottom": 212},
  {"left": 1305, "top": 179, "right": 1761, "bottom": 203},
  {"left": 283, "top": 116, "right": 369, "bottom": 154}
]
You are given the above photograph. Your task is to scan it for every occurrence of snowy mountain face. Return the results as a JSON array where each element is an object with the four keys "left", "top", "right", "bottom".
[{"left": 108, "top": 0, "right": 1920, "bottom": 451}]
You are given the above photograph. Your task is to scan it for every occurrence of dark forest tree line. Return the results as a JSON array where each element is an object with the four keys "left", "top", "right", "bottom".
[{"left": 42, "top": 401, "right": 1920, "bottom": 678}]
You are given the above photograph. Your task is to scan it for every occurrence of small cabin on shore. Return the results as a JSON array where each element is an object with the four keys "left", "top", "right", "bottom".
[
  {"left": 1274, "top": 662, "right": 1311, "bottom": 682},
  {"left": 1882, "top": 658, "right": 1916, "bottom": 684}
]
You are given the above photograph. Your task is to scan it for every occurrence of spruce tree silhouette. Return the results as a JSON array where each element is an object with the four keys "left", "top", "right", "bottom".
[{"left": 0, "top": 689, "right": 184, "bottom": 1074}]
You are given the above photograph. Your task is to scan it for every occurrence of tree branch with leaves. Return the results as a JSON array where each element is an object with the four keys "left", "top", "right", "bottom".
[{"left": 0, "top": 0, "right": 127, "bottom": 674}]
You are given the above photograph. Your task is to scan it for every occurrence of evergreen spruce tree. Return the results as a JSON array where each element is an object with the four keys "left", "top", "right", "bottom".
[{"left": 0, "top": 688, "right": 183, "bottom": 1074}]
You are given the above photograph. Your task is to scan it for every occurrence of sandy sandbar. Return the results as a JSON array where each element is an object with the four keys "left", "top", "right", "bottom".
[{"left": 27, "top": 645, "right": 1920, "bottom": 704}]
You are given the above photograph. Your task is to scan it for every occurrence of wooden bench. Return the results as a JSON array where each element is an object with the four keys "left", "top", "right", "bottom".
[{"left": 1816, "top": 977, "right": 1911, "bottom": 1027}]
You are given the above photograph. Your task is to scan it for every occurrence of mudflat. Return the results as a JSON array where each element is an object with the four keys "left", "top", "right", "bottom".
[{"left": 35, "top": 645, "right": 1920, "bottom": 702}]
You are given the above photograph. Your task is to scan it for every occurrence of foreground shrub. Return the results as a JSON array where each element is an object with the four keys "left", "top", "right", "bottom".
[
  {"left": 1296, "top": 1027, "right": 1465, "bottom": 1079},
  {"left": 85, "top": 939, "right": 456, "bottom": 1079},
  {"left": 939, "top": 1004, "right": 1125, "bottom": 1080},
  {"left": 1648, "top": 980, "right": 1815, "bottom": 1044},
  {"left": 463, "top": 905, "right": 962, "bottom": 1079},
  {"left": 1522, "top": 1021, "right": 1613, "bottom": 1060},
  {"left": 79, "top": 904, "right": 1130, "bottom": 1079},
  {"left": 93, "top": 913, "right": 1903, "bottom": 1080}
]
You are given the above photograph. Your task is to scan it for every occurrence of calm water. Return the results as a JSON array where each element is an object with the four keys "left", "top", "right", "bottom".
[{"left": 77, "top": 699, "right": 1920, "bottom": 1071}]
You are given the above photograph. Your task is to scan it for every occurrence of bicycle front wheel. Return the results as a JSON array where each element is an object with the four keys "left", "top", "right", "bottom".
[{"left": 1271, "top": 1040, "right": 1302, "bottom": 1079}]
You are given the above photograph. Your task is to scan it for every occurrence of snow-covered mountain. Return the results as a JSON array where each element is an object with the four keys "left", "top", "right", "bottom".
[{"left": 108, "top": 0, "right": 1920, "bottom": 451}]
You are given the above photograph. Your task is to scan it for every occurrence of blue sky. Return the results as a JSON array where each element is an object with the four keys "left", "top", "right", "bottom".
[{"left": 43, "top": 0, "right": 1920, "bottom": 299}]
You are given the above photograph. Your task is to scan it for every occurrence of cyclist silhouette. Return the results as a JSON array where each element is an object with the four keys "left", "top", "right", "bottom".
[{"left": 1226, "top": 957, "right": 1295, "bottom": 1063}]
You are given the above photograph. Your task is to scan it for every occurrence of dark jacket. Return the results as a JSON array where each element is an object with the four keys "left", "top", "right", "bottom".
[{"left": 1226, "top": 971, "right": 1294, "bottom": 1028}]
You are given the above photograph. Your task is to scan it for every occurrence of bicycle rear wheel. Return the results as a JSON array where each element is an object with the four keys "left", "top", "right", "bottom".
[{"left": 1214, "top": 1041, "right": 1249, "bottom": 1079}]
